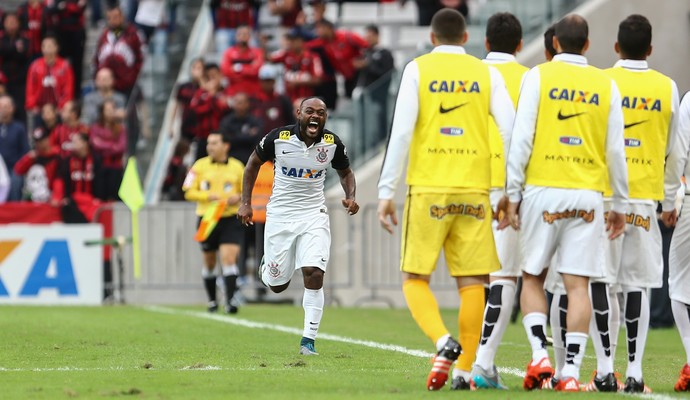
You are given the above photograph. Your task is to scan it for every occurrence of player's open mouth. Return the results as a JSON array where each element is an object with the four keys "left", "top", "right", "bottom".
[{"left": 307, "top": 120, "right": 319, "bottom": 134}]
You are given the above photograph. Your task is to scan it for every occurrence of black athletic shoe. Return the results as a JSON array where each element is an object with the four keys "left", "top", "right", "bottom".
[
  {"left": 450, "top": 376, "right": 471, "bottom": 390},
  {"left": 583, "top": 372, "right": 619, "bottom": 392},
  {"left": 225, "top": 301, "right": 238, "bottom": 314},
  {"left": 207, "top": 301, "right": 218, "bottom": 313},
  {"left": 624, "top": 377, "right": 651, "bottom": 393}
]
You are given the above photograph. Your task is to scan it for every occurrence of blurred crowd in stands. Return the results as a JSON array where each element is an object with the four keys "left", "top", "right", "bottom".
[{"left": 0, "top": 0, "right": 470, "bottom": 210}]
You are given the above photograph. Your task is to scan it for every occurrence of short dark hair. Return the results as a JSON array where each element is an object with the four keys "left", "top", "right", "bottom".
[
  {"left": 544, "top": 24, "right": 556, "bottom": 59},
  {"left": 365, "top": 24, "right": 379, "bottom": 36},
  {"left": 431, "top": 8, "right": 466, "bottom": 44},
  {"left": 300, "top": 96, "right": 327, "bottom": 109},
  {"left": 209, "top": 131, "right": 231, "bottom": 145},
  {"left": 316, "top": 19, "right": 335, "bottom": 30},
  {"left": 554, "top": 14, "right": 588, "bottom": 54},
  {"left": 486, "top": 12, "right": 522, "bottom": 54},
  {"left": 617, "top": 14, "right": 652, "bottom": 60},
  {"left": 204, "top": 62, "right": 219, "bottom": 72}
]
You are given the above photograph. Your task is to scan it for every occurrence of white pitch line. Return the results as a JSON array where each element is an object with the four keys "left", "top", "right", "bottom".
[
  {"left": 144, "top": 306, "right": 525, "bottom": 378},
  {"left": 143, "top": 306, "right": 685, "bottom": 400}
]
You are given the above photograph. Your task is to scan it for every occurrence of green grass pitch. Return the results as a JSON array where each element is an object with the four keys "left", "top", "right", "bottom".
[{"left": 0, "top": 304, "right": 686, "bottom": 399}]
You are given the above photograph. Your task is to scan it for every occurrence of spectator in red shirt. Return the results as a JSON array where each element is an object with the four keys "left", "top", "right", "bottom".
[
  {"left": 174, "top": 58, "right": 204, "bottom": 142},
  {"left": 52, "top": 132, "right": 105, "bottom": 222},
  {"left": 51, "top": 100, "right": 89, "bottom": 158},
  {"left": 14, "top": 126, "right": 60, "bottom": 203},
  {"left": 269, "top": 29, "right": 323, "bottom": 105},
  {"left": 89, "top": 98, "right": 126, "bottom": 200},
  {"left": 93, "top": 6, "right": 144, "bottom": 98},
  {"left": 189, "top": 63, "right": 230, "bottom": 161},
  {"left": 252, "top": 64, "right": 295, "bottom": 133},
  {"left": 210, "top": 0, "right": 256, "bottom": 54},
  {"left": 25, "top": 35, "right": 75, "bottom": 116},
  {"left": 0, "top": 13, "right": 31, "bottom": 122},
  {"left": 308, "top": 19, "right": 368, "bottom": 101},
  {"left": 220, "top": 25, "right": 264, "bottom": 97},
  {"left": 49, "top": 0, "right": 87, "bottom": 99},
  {"left": 17, "top": 0, "right": 51, "bottom": 59},
  {"left": 267, "top": 0, "right": 301, "bottom": 28}
]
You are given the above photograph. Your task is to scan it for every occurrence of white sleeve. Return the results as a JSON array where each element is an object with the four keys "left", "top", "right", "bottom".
[
  {"left": 488, "top": 66, "right": 515, "bottom": 161},
  {"left": 605, "top": 80, "right": 629, "bottom": 213},
  {"left": 378, "top": 60, "right": 419, "bottom": 200},
  {"left": 661, "top": 82, "right": 682, "bottom": 211},
  {"left": 506, "top": 67, "right": 540, "bottom": 203},
  {"left": 0, "top": 155, "right": 9, "bottom": 204},
  {"left": 665, "top": 93, "right": 690, "bottom": 210}
]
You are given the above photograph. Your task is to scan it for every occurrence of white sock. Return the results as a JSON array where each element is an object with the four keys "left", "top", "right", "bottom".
[
  {"left": 302, "top": 288, "right": 324, "bottom": 340},
  {"left": 452, "top": 367, "right": 470, "bottom": 380},
  {"left": 475, "top": 280, "right": 516, "bottom": 370},
  {"left": 436, "top": 333, "right": 451, "bottom": 352},
  {"left": 623, "top": 287, "right": 649, "bottom": 380},
  {"left": 561, "top": 332, "right": 588, "bottom": 381},
  {"left": 589, "top": 283, "right": 614, "bottom": 376},
  {"left": 201, "top": 267, "right": 214, "bottom": 278},
  {"left": 672, "top": 300, "right": 690, "bottom": 365},
  {"left": 222, "top": 264, "right": 239, "bottom": 276},
  {"left": 609, "top": 289, "right": 621, "bottom": 360},
  {"left": 550, "top": 291, "right": 567, "bottom": 379},
  {"left": 523, "top": 312, "right": 549, "bottom": 363}
]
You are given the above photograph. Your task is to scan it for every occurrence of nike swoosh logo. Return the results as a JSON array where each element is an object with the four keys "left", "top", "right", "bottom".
[
  {"left": 309, "top": 322, "right": 318, "bottom": 325},
  {"left": 282, "top": 150, "right": 299, "bottom": 154},
  {"left": 439, "top": 103, "right": 468, "bottom": 114},
  {"left": 557, "top": 110, "right": 587, "bottom": 120},
  {"left": 320, "top": 258, "right": 327, "bottom": 262},
  {"left": 624, "top": 120, "right": 648, "bottom": 129}
]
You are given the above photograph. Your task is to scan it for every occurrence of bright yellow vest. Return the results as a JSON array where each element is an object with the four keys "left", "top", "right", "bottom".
[
  {"left": 525, "top": 61, "right": 612, "bottom": 192},
  {"left": 603, "top": 67, "right": 672, "bottom": 200},
  {"left": 487, "top": 61, "right": 528, "bottom": 188},
  {"left": 408, "top": 52, "right": 492, "bottom": 190}
]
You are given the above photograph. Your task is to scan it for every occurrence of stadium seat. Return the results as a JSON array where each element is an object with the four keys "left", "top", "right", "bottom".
[
  {"left": 378, "top": 2, "right": 418, "bottom": 25},
  {"left": 323, "top": 3, "right": 340, "bottom": 24},
  {"left": 340, "top": 3, "right": 379, "bottom": 26},
  {"left": 397, "top": 26, "right": 432, "bottom": 51}
]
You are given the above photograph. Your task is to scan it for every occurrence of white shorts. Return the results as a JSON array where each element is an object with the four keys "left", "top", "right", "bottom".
[
  {"left": 602, "top": 201, "right": 662, "bottom": 288},
  {"left": 670, "top": 197, "right": 690, "bottom": 304},
  {"left": 543, "top": 253, "right": 564, "bottom": 293},
  {"left": 261, "top": 212, "right": 331, "bottom": 286},
  {"left": 520, "top": 187, "right": 605, "bottom": 278},
  {"left": 594, "top": 200, "right": 623, "bottom": 285},
  {"left": 490, "top": 189, "right": 521, "bottom": 278}
]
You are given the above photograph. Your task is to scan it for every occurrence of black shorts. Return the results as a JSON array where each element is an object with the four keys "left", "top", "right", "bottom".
[{"left": 198, "top": 216, "right": 244, "bottom": 252}]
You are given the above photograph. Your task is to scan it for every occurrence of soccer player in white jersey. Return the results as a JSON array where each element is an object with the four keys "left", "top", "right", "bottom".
[
  {"left": 238, "top": 97, "right": 359, "bottom": 355},
  {"left": 501, "top": 14, "right": 628, "bottom": 391},
  {"left": 662, "top": 90, "right": 690, "bottom": 393},
  {"left": 470, "top": 11, "right": 528, "bottom": 390},
  {"left": 581, "top": 15, "right": 680, "bottom": 394}
]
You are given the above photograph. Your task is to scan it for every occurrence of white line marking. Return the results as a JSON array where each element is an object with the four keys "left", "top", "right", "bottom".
[{"left": 144, "top": 306, "right": 526, "bottom": 378}]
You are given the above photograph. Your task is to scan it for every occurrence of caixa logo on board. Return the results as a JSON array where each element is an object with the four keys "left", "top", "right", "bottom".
[
  {"left": 0, "top": 225, "right": 102, "bottom": 304},
  {"left": 559, "top": 136, "right": 583, "bottom": 145},
  {"left": 0, "top": 240, "right": 77, "bottom": 297}
]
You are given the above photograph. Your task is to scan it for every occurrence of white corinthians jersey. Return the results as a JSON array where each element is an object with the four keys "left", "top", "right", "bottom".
[{"left": 255, "top": 124, "right": 350, "bottom": 221}]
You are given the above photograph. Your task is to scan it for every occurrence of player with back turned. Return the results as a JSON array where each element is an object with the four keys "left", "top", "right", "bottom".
[
  {"left": 378, "top": 8, "right": 515, "bottom": 391},
  {"left": 470, "top": 11, "right": 528, "bottom": 390}
]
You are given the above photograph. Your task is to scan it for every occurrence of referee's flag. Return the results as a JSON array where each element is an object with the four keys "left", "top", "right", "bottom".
[
  {"left": 195, "top": 201, "right": 226, "bottom": 242},
  {"left": 118, "top": 157, "right": 145, "bottom": 279},
  {"left": 118, "top": 157, "right": 144, "bottom": 212}
]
